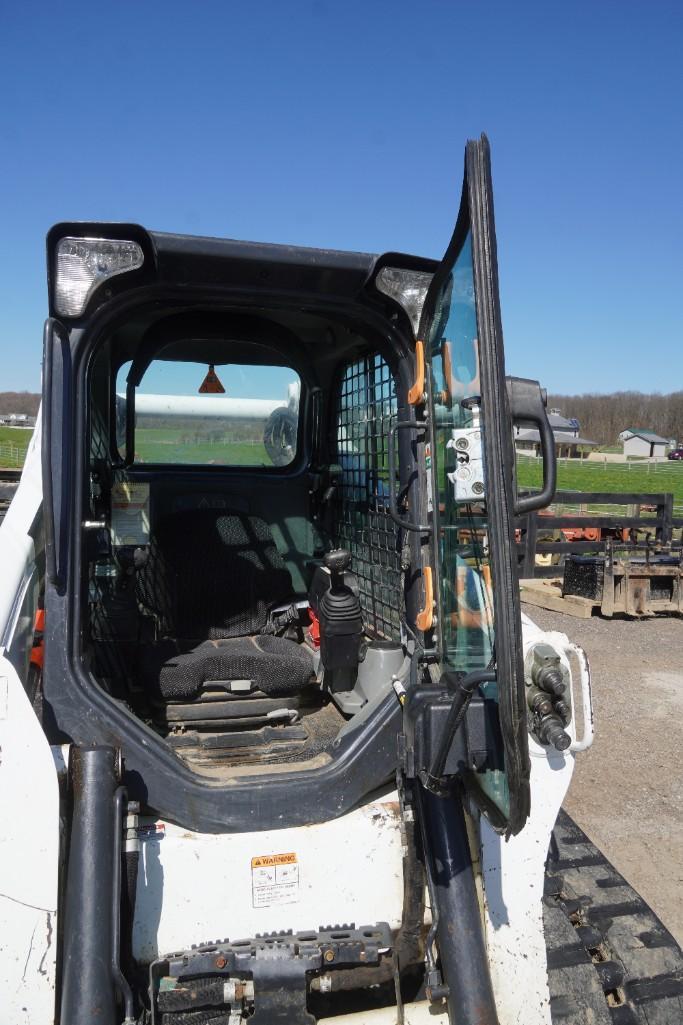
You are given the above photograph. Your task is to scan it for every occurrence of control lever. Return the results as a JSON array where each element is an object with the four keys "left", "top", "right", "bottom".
[
  {"left": 319, "top": 549, "right": 363, "bottom": 690},
  {"left": 323, "top": 548, "right": 351, "bottom": 581}
]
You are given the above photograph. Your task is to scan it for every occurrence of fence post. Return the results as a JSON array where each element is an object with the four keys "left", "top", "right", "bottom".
[
  {"left": 660, "top": 493, "right": 673, "bottom": 545},
  {"left": 522, "top": 511, "right": 538, "bottom": 579}
]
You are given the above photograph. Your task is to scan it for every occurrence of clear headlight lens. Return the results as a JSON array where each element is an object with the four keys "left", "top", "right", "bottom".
[
  {"left": 375, "top": 266, "right": 433, "bottom": 335},
  {"left": 55, "top": 237, "right": 144, "bottom": 317}
]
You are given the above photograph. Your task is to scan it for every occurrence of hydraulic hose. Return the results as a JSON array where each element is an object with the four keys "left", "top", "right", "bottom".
[
  {"left": 60, "top": 747, "right": 119, "bottom": 1025},
  {"left": 423, "top": 669, "right": 496, "bottom": 792},
  {"left": 419, "top": 785, "right": 500, "bottom": 1025},
  {"left": 113, "top": 787, "right": 136, "bottom": 1025}
]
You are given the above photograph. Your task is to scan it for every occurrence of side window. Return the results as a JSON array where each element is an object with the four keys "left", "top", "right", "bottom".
[
  {"left": 115, "top": 360, "right": 301, "bottom": 467},
  {"left": 334, "top": 354, "right": 401, "bottom": 641}
]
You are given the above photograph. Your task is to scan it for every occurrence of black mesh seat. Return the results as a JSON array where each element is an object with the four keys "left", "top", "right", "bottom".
[
  {"left": 137, "top": 508, "right": 295, "bottom": 639},
  {"left": 141, "top": 635, "right": 315, "bottom": 701},
  {"left": 135, "top": 508, "right": 315, "bottom": 701}
]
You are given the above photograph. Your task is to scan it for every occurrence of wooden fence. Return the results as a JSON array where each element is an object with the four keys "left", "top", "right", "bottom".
[{"left": 516, "top": 491, "right": 683, "bottom": 579}]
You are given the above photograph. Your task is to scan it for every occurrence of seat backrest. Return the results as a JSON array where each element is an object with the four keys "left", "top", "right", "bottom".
[{"left": 136, "top": 509, "right": 294, "bottom": 640}]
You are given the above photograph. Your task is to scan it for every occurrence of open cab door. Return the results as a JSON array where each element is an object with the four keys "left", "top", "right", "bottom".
[{"left": 415, "top": 135, "right": 555, "bottom": 836}]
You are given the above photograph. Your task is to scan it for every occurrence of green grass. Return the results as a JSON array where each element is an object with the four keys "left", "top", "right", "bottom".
[
  {"left": 516, "top": 455, "right": 683, "bottom": 512},
  {"left": 0, "top": 426, "right": 32, "bottom": 467},
  {"left": 134, "top": 428, "right": 270, "bottom": 465}
]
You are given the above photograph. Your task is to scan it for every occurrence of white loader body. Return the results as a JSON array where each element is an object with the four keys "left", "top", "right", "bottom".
[{"left": 0, "top": 418, "right": 593, "bottom": 1025}]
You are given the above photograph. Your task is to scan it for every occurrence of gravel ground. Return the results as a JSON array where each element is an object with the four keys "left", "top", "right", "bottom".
[{"left": 523, "top": 605, "right": 683, "bottom": 946}]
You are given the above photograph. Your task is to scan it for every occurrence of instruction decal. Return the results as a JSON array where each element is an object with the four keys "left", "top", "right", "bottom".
[
  {"left": 251, "top": 852, "right": 299, "bottom": 908},
  {"left": 111, "top": 481, "right": 150, "bottom": 546}
]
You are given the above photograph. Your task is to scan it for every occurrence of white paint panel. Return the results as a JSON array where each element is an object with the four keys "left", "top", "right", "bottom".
[
  {"left": 0, "top": 422, "right": 60, "bottom": 1025},
  {"left": 319, "top": 1001, "right": 448, "bottom": 1024},
  {"left": 481, "top": 614, "right": 581, "bottom": 1025},
  {"left": 133, "top": 796, "right": 405, "bottom": 961}
]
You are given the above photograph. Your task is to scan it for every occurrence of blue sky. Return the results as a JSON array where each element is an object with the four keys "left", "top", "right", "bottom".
[{"left": 1, "top": 0, "right": 681, "bottom": 395}]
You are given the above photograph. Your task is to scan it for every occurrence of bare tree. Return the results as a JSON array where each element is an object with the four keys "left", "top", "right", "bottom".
[{"left": 548, "top": 391, "right": 683, "bottom": 446}]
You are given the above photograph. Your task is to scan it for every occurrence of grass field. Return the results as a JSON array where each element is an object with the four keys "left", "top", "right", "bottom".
[
  {"left": 0, "top": 426, "right": 32, "bottom": 467},
  {"left": 3, "top": 426, "right": 682, "bottom": 515},
  {"left": 0, "top": 427, "right": 273, "bottom": 468},
  {"left": 516, "top": 455, "right": 683, "bottom": 512},
  {"left": 134, "top": 428, "right": 270, "bottom": 465}
]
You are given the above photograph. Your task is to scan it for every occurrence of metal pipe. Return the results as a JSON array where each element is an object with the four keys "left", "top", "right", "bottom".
[
  {"left": 113, "top": 787, "right": 135, "bottom": 1024},
  {"left": 126, "top": 392, "right": 287, "bottom": 420},
  {"left": 60, "top": 746, "right": 119, "bottom": 1025},
  {"left": 419, "top": 785, "right": 499, "bottom": 1025},
  {"left": 415, "top": 784, "right": 446, "bottom": 1002}
]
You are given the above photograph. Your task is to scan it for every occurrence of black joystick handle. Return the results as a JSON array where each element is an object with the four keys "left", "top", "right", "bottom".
[{"left": 324, "top": 548, "right": 351, "bottom": 587}]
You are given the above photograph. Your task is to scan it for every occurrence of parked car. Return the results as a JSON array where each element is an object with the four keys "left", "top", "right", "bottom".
[{"left": 667, "top": 447, "right": 683, "bottom": 460}]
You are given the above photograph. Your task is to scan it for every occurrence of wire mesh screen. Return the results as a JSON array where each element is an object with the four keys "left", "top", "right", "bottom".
[{"left": 334, "top": 354, "right": 402, "bottom": 640}]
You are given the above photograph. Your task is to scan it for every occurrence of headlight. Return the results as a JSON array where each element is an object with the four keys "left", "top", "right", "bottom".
[
  {"left": 375, "top": 267, "right": 433, "bottom": 335},
  {"left": 54, "top": 237, "right": 144, "bottom": 317}
]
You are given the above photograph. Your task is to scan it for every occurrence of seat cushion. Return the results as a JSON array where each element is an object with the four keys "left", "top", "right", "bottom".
[
  {"left": 136, "top": 509, "right": 294, "bottom": 639},
  {"left": 141, "top": 635, "right": 316, "bottom": 701}
]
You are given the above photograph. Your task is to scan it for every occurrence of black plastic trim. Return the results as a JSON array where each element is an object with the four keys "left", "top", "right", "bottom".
[
  {"left": 466, "top": 135, "right": 530, "bottom": 833},
  {"left": 415, "top": 135, "right": 530, "bottom": 835},
  {"left": 42, "top": 277, "right": 419, "bottom": 833}
]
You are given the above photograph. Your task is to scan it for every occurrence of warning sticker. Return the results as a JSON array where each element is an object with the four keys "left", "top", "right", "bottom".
[
  {"left": 111, "top": 482, "right": 150, "bottom": 546},
  {"left": 251, "top": 852, "right": 299, "bottom": 908}
]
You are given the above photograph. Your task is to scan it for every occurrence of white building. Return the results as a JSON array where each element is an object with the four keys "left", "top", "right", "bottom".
[
  {"left": 0, "top": 413, "right": 36, "bottom": 427},
  {"left": 515, "top": 409, "right": 596, "bottom": 459},
  {"left": 618, "top": 428, "right": 669, "bottom": 459}
]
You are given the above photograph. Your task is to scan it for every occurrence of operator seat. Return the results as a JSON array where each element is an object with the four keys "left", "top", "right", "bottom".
[{"left": 135, "top": 508, "right": 315, "bottom": 701}]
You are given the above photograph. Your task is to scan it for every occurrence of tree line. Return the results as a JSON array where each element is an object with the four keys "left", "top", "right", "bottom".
[
  {"left": 548, "top": 391, "right": 683, "bottom": 447},
  {"left": 2, "top": 389, "right": 682, "bottom": 448},
  {"left": 0, "top": 391, "right": 40, "bottom": 416}
]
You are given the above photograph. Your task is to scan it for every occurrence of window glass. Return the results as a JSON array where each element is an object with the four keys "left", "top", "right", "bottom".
[
  {"left": 428, "top": 232, "right": 507, "bottom": 815},
  {"left": 430, "top": 233, "right": 494, "bottom": 672},
  {"left": 116, "top": 360, "right": 301, "bottom": 466}
]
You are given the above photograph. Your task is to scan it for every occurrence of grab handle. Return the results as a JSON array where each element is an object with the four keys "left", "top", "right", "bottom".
[
  {"left": 387, "top": 419, "right": 430, "bottom": 533},
  {"left": 507, "top": 376, "right": 557, "bottom": 515}
]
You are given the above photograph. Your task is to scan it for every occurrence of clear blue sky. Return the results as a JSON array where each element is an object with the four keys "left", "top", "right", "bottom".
[{"left": 1, "top": 0, "right": 681, "bottom": 395}]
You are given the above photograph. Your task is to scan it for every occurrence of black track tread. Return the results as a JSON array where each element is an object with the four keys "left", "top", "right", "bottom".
[{"left": 545, "top": 810, "right": 683, "bottom": 1024}]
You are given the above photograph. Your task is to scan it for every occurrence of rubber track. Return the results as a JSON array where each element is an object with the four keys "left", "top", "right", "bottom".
[{"left": 544, "top": 810, "right": 683, "bottom": 1024}]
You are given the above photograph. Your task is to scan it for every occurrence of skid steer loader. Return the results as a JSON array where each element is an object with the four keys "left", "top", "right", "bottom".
[{"left": 2, "top": 135, "right": 681, "bottom": 1025}]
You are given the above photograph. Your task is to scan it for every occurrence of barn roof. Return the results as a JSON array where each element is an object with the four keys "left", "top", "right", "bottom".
[
  {"left": 623, "top": 429, "right": 669, "bottom": 444},
  {"left": 516, "top": 429, "right": 597, "bottom": 447}
]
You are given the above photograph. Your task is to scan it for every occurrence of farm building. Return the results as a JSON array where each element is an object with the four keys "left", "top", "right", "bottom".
[
  {"left": 0, "top": 412, "right": 36, "bottom": 427},
  {"left": 515, "top": 409, "right": 597, "bottom": 459},
  {"left": 618, "top": 428, "right": 669, "bottom": 458}
]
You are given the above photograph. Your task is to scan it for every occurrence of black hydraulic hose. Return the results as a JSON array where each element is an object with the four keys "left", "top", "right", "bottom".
[
  {"left": 60, "top": 747, "right": 119, "bottom": 1025},
  {"left": 415, "top": 784, "right": 445, "bottom": 999},
  {"left": 424, "top": 670, "right": 496, "bottom": 792},
  {"left": 113, "top": 787, "right": 135, "bottom": 1024},
  {"left": 419, "top": 785, "right": 500, "bottom": 1025},
  {"left": 121, "top": 848, "right": 140, "bottom": 989}
]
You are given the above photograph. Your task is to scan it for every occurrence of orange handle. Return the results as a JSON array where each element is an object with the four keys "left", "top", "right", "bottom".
[
  {"left": 416, "top": 564, "right": 434, "bottom": 632},
  {"left": 408, "top": 340, "right": 425, "bottom": 406},
  {"left": 439, "top": 341, "right": 453, "bottom": 405}
]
